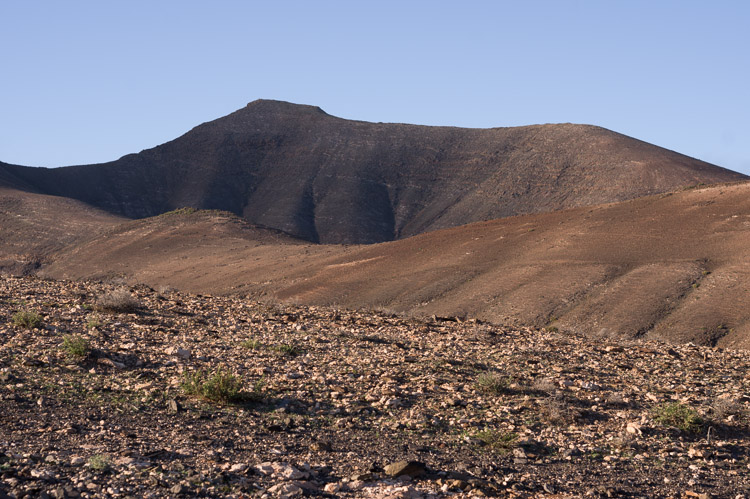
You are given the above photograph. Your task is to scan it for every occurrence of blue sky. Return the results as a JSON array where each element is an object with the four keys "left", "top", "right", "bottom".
[{"left": 1, "top": 1, "right": 748, "bottom": 174}]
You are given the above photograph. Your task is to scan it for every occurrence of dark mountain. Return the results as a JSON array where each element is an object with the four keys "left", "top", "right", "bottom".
[{"left": 1, "top": 100, "right": 745, "bottom": 243}]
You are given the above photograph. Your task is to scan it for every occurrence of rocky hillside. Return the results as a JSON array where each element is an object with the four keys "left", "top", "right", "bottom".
[
  {"left": 1, "top": 276, "right": 749, "bottom": 498},
  {"left": 0, "top": 187, "right": 123, "bottom": 275},
  {"left": 1, "top": 100, "right": 744, "bottom": 243},
  {"left": 39, "top": 181, "right": 750, "bottom": 349}
]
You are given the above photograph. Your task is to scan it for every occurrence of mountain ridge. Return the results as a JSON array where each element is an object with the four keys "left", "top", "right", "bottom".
[{"left": 0, "top": 100, "right": 745, "bottom": 243}]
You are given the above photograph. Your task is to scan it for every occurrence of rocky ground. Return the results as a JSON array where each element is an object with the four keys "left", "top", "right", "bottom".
[{"left": 1, "top": 276, "right": 749, "bottom": 499}]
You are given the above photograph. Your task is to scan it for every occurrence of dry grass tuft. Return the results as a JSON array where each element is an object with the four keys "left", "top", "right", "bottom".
[
  {"left": 540, "top": 394, "right": 579, "bottom": 425},
  {"left": 95, "top": 288, "right": 140, "bottom": 313}
]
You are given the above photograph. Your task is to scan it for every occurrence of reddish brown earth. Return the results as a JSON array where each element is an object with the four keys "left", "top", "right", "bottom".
[
  {"left": 2, "top": 104, "right": 750, "bottom": 497},
  {"left": 1, "top": 102, "right": 748, "bottom": 347},
  {"left": 2, "top": 276, "right": 749, "bottom": 498},
  {"left": 0, "top": 188, "right": 123, "bottom": 275},
  {"left": 34, "top": 181, "right": 750, "bottom": 348},
  {"left": 0, "top": 100, "right": 744, "bottom": 244}
]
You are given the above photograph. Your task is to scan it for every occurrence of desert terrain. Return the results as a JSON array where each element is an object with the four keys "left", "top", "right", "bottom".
[
  {"left": 33, "top": 181, "right": 750, "bottom": 349},
  {"left": 1, "top": 277, "right": 749, "bottom": 498},
  {"left": 1, "top": 102, "right": 750, "bottom": 498}
]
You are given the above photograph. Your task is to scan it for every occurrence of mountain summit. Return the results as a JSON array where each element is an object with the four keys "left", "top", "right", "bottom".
[{"left": 1, "top": 100, "right": 744, "bottom": 243}]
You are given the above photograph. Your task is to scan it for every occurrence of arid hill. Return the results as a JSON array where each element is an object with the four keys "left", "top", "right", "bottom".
[
  {"left": 0, "top": 187, "right": 123, "bottom": 274},
  {"left": 3, "top": 101, "right": 750, "bottom": 347},
  {"left": 40, "top": 181, "right": 750, "bottom": 348},
  {"left": 0, "top": 100, "right": 744, "bottom": 243}
]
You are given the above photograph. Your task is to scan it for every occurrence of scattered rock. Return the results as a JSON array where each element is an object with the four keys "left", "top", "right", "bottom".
[
  {"left": 323, "top": 482, "right": 341, "bottom": 493},
  {"left": 310, "top": 440, "right": 332, "bottom": 452},
  {"left": 267, "top": 482, "right": 303, "bottom": 497},
  {"left": 229, "top": 463, "right": 248, "bottom": 473},
  {"left": 580, "top": 381, "right": 601, "bottom": 391},
  {"left": 351, "top": 472, "right": 373, "bottom": 481},
  {"left": 1, "top": 276, "right": 749, "bottom": 498},
  {"left": 256, "top": 462, "right": 275, "bottom": 475},
  {"left": 167, "top": 399, "right": 180, "bottom": 414},
  {"left": 346, "top": 480, "right": 365, "bottom": 491},
  {"left": 98, "top": 357, "right": 126, "bottom": 369},
  {"left": 626, "top": 422, "right": 642, "bottom": 435},
  {"left": 272, "top": 462, "right": 306, "bottom": 480},
  {"left": 684, "top": 492, "right": 711, "bottom": 499},
  {"left": 384, "top": 461, "right": 427, "bottom": 478}
]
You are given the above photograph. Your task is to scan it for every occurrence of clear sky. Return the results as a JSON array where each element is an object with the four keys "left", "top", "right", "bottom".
[{"left": 1, "top": 1, "right": 748, "bottom": 174}]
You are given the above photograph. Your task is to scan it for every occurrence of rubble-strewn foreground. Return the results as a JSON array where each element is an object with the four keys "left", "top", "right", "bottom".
[{"left": 1, "top": 276, "right": 749, "bottom": 498}]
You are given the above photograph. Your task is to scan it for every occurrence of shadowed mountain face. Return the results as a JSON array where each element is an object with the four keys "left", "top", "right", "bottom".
[{"left": 0, "top": 100, "right": 744, "bottom": 243}]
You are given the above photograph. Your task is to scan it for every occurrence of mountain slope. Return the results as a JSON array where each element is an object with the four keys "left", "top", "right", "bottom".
[
  {"left": 40, "top": 181, "right": 750, "bottom": 348},
  {"left": 1, "top": 100, "right": 745, "bottom": 243},
  {"left": 0, "top": 187, "right": 124, "bottom": 274}
]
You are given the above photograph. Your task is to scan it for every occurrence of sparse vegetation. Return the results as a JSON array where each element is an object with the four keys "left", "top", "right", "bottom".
[
  {"left": 158, "top": 207, "right": 197, "bottom": 217},
  {"left": 475, "top": 372, "right": 509, "bottom": 395},
  {"left": 95, "top": 288, "right": 140, "bottom": 313},
  {"left": 62, "top": 335, "right": 90, "bottom": 359},
  {"left": 541, "top": 394, "right": 578, "bottom": 425},
  {"left": 605, "top": 392, "right": 628, "bottom": 407},
  {"left": 241, "top": 339, "right": 262, "bottom": 349},
  {"left": 712, "top": 398, "right": 745, "bottom": 421},
  {"left": 2, "top": 276, "right": 750, "bottom": 497},
  {"left": 652, "top": 402, "right": 704, "bottom": 433},
  {"left": 156, "top": 284, "right": 174, "bottom": 295},
  {"left": 88, "top": 454, "right": 111, "bottom": 472},
  {"left": 531, "top": 377, "right": 557, "bottom": 394},
  {"left": 270, "top": 343, "right": 301, "bottom": 357},
  {"left": 473, "top": 429, "right": 518, "bottom": 453},
  {"left": 12, "top": 310, "right": 43, "bottom": 329},
  {"left": 86, "top": 313, "right": 103, "bottom": 330},
  {"left": 182, "top": 368, "right": 261, "bottom": 403}
]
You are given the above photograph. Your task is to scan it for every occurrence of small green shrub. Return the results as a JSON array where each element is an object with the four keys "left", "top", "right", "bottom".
[
  {"left": 88, "top": 454, "right": 111, "bottom": 471},
  {"left": 270, "top": 343, "right": 301, "bottom": 357},
  {"left": 158, "top": 207, "right": 200, "bottom": 217},
  {"left": 86, "top": 313, "right": 103, "bottom": 330},
  {"left": 241, "top": 339, "right": 262, "bottom": 349},
  {"left": 473, "top": 429, "right": 518, "bottom": 453},
  {"left": 12, "top": 310, "right": 43, "bottom": 329},
  {"left": 182, "top": 368, "right": 261, "bottom": 403},
  {"left": 475, "top": 372, "right": 509, "bottom": 395},
  {"left": 652, "top": 402, "right": 704, "bottom": 433},
  {"left": 62, "top": 335, "right": 90, "bottom": 359}
]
